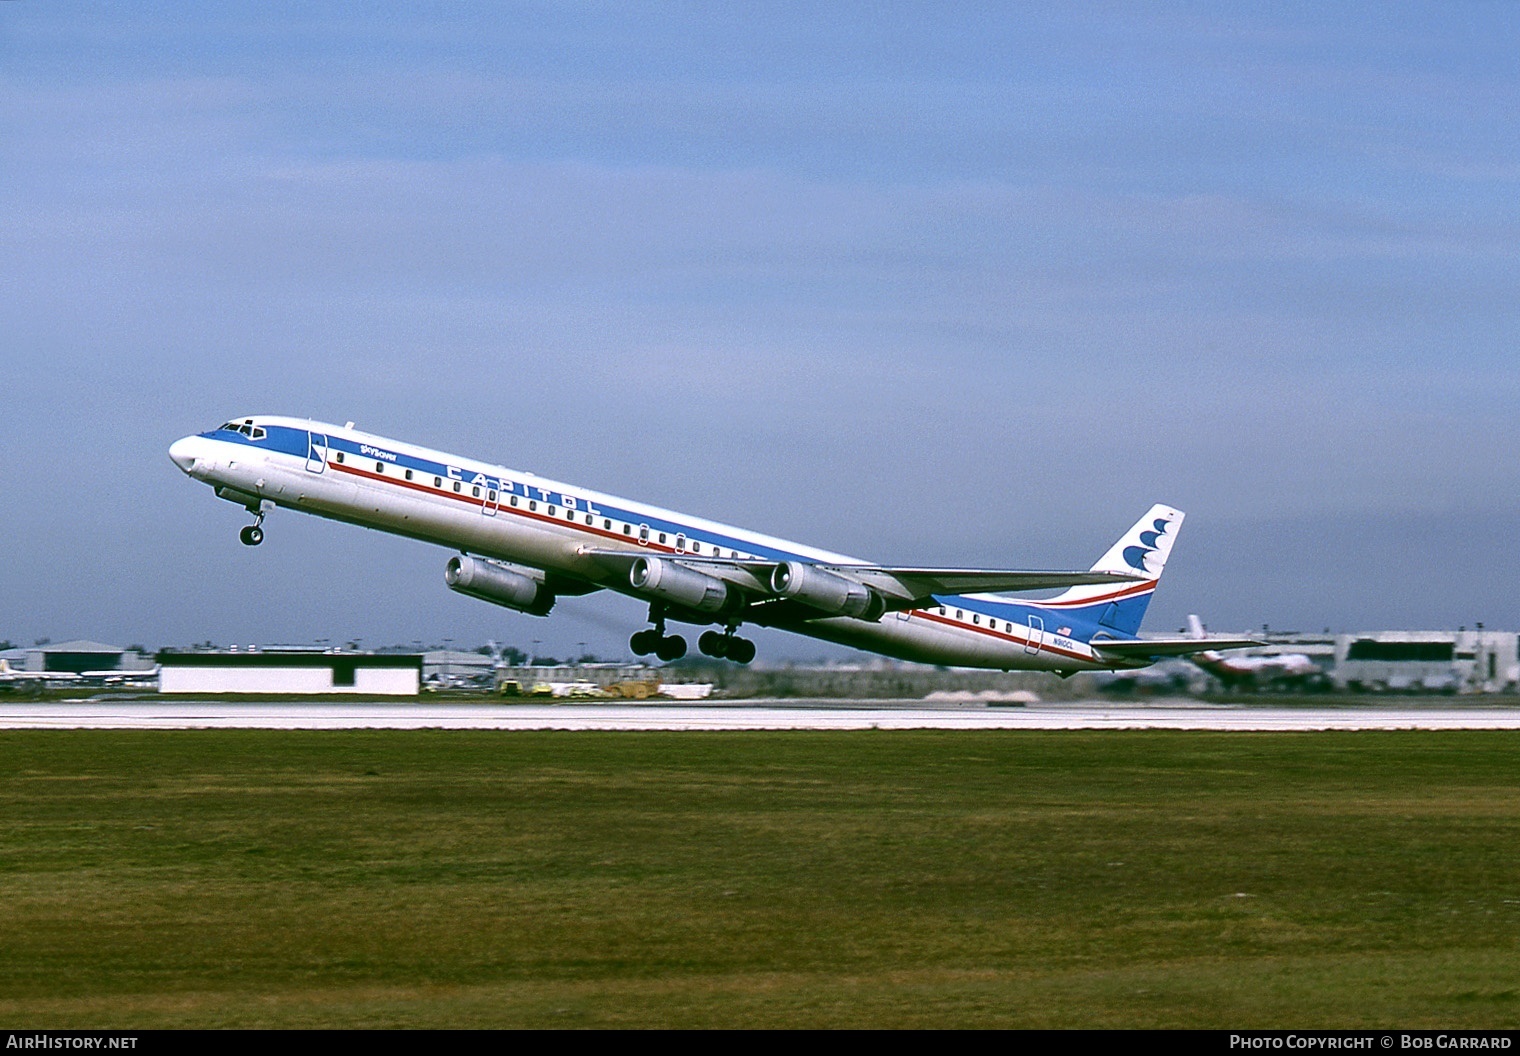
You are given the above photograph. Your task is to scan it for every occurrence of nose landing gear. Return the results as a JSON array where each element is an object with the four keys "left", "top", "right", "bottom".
[{"left": 239, "top": 504, "right": 270, "bottom": 546}]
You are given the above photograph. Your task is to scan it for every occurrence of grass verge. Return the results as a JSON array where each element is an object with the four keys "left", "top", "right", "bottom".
[{"left": 1, "top": 729, "right": 1517, "bottom": 1027}]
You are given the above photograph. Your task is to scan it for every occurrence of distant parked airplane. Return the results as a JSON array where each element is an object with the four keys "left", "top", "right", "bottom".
[
  {"left": 0, "top": 659, "right": 157, "bottom": 689},
  {"left": 170, "top": 417, "right": 1255, "bottom": 672},
  {"left": 1184, "top": 615, "right": 1325, "bottom": 690},
  {"left": 0, "top": 659, "right": 76, "bottom": 688}
]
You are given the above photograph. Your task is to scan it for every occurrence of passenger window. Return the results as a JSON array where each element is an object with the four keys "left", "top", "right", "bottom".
[
  {"left": 433, "top": 476, "right": 441, "bottom": 488},
  {"left": 548, "top": 505, "right": 557, "bottom": 516},
  {"left": 510, "top": 496, "right": 518, "bottom": 506},
  {"left": 529, "top": 500, "right": 537, "bottom": 511},
  {"left": 956, "top": 610, "right": 964, "bottom": 620},
  {"left": 375, "top": 462, "right": 384, "bottom": 473},
  {"left": 487, "top": 490, "right": 496, "bottom": 502},
  {"left": 658, "top": 533, "right": 667, "bottom": 544},
  {"left": 453, "top": 482, "right": 461, "bottom": 493},
  {"left": 336, "top": 452, "right": 345, "bottom": 464},
  {"left": 972, "top": 614, "right": 980, "bottom": 625},
  {"left": 405, "top": 469, "right": 413, "bottom": 481},
  {"left": 623, "top": 525, "right": 631, "bottom": 535},
  {"left": 938, "top": 607, "right": 946, "bottom": 615},
  {"left": 472, "top": 486, "right": 480, "bottom": 498},
  {"left": 603, "top": 519, "right": 612, "bottom": 530},
  {"left": 692, "top": 542, "right": 701, "bottom": 553},
  {"left": 639, "top": 526, "right": 649, "bottom": 542},
  {"left": 1005, "top": 622, "right": 1012, "bottom": 633},
  {"left": 675, "top": 534, "right": 686, "bottom": 551},
  {"left": 586, "top": 513, "right": 594, "bottom": 525}
]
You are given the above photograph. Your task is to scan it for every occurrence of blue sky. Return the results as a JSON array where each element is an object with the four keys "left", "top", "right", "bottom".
[{"left": 3, "top": 3, "right": 1517, "bottom": 657}]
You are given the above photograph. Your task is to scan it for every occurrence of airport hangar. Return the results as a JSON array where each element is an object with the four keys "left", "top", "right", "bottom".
[{"left": 0, "top": 640, "right": 157, "bottom": 676}]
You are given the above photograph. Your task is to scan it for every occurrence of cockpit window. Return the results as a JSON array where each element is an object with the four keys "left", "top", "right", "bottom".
[{"left": 216, "top": 420, "right": 265, "bottom": 440}]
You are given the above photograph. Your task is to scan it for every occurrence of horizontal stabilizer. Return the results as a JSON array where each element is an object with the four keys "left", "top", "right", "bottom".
[{"left": 1091, "top": 636, "right": 1262, "bottom": 662}]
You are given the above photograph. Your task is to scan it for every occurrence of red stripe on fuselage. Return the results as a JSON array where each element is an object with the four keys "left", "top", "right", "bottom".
[
  {"left": 330, "top": 457, "right": 1102, "bottom": 663},
  {"left": 330, "top": 458, "right": 690, "bottom": 554},
  {"left": 910, "top": 608, "right": 1093, "bottom": 664}
]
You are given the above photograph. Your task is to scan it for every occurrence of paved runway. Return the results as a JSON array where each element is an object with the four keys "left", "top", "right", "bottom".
[{"left": 4, "top": 699, "right": 1520, "bottom": 730}]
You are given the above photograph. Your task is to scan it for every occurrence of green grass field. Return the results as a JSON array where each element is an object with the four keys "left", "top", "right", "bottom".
[{"left": 1, "top": 730, "right": 1517, "bottom": 1028}]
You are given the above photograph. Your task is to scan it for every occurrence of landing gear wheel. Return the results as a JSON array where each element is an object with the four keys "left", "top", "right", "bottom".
[
  {"left": 239, "top": 525, "right": 264, "bottom": 547},
  {"left": 630, "top": 629, "right": 661, "bottom": 656},
  {"left": 727, "top": 637, "right": 756, "bottom": 665},
  {"left": 655, "top": 635, "right": 687, "bottom": 662},
  {"left": 698, "top": 631, "right": 729, "bottom": 658}
]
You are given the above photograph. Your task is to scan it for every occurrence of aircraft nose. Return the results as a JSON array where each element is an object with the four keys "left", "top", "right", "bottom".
[{"left": 168, "top": 436, "right": 199, "bottom": 474}]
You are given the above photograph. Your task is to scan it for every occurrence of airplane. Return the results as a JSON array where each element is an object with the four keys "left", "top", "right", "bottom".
[
  {"left": 0, "top": 658, "right": 80, "bottom": 689},
  {"left": 1183, "top": 615, "right": 1327, "bottom": 691},
  {"left": 168, "top": 417, "right": 1257, "bottom": 673},
  {"left": 0, "top": 658, "right": 158, "bottom": 690},
  {"left": 82, "top": 666, "right": 161, "bottom": 688}
]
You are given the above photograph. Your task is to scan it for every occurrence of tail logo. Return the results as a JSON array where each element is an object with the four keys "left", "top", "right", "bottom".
[{"left": 1121, "top": 517, "right": 1173, "bottom": 573}]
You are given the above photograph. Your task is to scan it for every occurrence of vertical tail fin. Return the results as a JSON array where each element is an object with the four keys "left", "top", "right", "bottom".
[{"left": 1042, "top": 504, "right": 1184, "bottom": 637}]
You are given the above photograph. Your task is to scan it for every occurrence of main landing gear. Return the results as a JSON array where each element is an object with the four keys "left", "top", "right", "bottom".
[
  {"left": 630, "top": 606, "right": 688, "bottom": 662},
  {"left": 698, "top": 629, "right": 755, "bottom": 665},
  {"left": 628, "top": 608, "right": 758, "bottom": 665}
]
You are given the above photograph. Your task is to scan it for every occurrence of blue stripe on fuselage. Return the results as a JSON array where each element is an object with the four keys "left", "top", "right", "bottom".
[{"left": 205, "top": 425, "right": 806, "bottom": 563}]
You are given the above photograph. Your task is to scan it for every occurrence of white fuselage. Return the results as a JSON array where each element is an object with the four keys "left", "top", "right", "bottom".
[{"left": 169, "top": 416, "right": 1130, "bottom": 672}]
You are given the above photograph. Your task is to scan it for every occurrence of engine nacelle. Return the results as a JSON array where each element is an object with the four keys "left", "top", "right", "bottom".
[
  {"left": 629, "top": 556, "right": 732, "bottom": 614},
  {"left": 770, "top": 562, "right": 885, "bottom": 620},
  {"left": 445, "top": 556, "right": 554, "bottom": 616}
]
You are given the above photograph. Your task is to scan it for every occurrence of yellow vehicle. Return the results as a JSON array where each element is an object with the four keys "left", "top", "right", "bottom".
[
  {"left": 499, "top": 679, "right": 554, "bottom": 698},
  {"left": 606, "top": 679, "right": 660, "bottom": 700}
]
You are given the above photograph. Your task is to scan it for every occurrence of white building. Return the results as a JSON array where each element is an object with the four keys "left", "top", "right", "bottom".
[{"left": 158, "top": 651, "right": 422, "bottom": 695}]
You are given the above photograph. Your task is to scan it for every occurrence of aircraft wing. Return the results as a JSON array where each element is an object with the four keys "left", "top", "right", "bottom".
[
  {"left": 580, "top": 548, "right": 1142, "bottom": 611},
  {"left": 847, "top": 567, "right": 1142, "bottom": 606},
  {"left": 1090, "top": 636, "right": 1263, "bottom": 662}
]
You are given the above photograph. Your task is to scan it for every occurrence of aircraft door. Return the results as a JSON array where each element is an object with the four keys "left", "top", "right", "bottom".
[
  {"left": 482, "top": 482, "right": 500, "bottom": 517},
  {"left": 306, "top": 432, "right": 328, "bottom": 474},
  {"left": 1025, "top": 615, "right": 1045, "bottom": 655}
]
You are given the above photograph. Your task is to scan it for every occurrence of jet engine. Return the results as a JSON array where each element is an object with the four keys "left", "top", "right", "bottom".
[
  {"left": 445, "top": 556, "right": 554, "bottom": 616},
  {"left": 770, "top": 562, "right": 885, "bottom": 620},
  {"left": 629, "top": 556, "right": 732, "bottom": 614}
]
